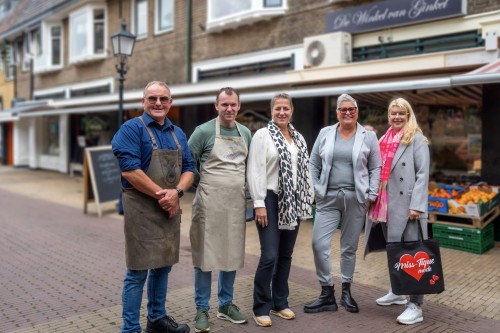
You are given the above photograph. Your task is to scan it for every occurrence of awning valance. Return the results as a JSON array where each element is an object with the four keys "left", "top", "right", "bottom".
[
  {"left": 7, "top": 58, "right": 500, "bottom": 118},
  {"left": 0, "top": 112, "right": 19, "bottom": 123}
]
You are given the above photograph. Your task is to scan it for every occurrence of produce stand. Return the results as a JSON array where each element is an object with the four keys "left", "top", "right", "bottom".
[
  {"left": 428, "top": 206, "right": 500, "bottom": 229},
  {"left": 431, "top": 223, "right": 495, "bottom": 255},
  {"left": 428, "top": 183, "right": 499, "bottom": 255}
]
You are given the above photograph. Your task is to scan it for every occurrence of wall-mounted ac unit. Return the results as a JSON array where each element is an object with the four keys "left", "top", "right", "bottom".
[{"left": 303, "top": 32, "right": 352, "bottom": 68}]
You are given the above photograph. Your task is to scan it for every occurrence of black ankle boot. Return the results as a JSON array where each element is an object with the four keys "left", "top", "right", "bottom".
[
  {"left": 340, "top": 283, "right": 359, "bottom": 313},
  {"left": 304, "top": 285, "right": 338, "bottom": 313}
]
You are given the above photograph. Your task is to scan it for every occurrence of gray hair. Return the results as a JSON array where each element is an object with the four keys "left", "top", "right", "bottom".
[
  {"left": 336, "top": 93, "right": 358, "bottom": 109},
  {"left": 143, "top": 81, "right": 170, "bottom": 97}
]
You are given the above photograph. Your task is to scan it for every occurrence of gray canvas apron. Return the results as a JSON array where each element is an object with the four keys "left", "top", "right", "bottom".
[
  {"left": 122, "top": 117, "right": 182, "bottom": 270},
  {"left": 190, "top": 118, "right": 248, "bottom": 272}
]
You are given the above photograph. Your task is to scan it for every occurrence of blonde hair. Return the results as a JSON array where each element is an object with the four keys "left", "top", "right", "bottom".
[{"left": 388, "top": 98, "right": 428, "bottom": 145}]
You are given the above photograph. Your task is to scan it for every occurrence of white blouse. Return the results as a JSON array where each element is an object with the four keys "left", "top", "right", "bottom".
[{"left": 247, "top": 128, "right": 298, "bottom": 208}]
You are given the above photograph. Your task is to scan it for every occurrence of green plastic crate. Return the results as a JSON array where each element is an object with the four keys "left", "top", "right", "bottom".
[
  {"left": 495, "top": 220, "right": 500, "bottom": 242},
  {"left": 432, "top": 223, "right": 494, "bottom": 255}
]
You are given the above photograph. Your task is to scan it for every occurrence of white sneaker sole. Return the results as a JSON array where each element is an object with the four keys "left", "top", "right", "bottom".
[
  {"left": 270, "top": 309, "right": 295, "bottom": 320},
  {"left": 253, "top": 315, "right": 272, "bottom": 327},
  {"left": 376, "top": 299, "right": 408, "bottom": 306},
  {"left": 216, "top": 312, "right": 247, "bottom": 324},
  {"left": 397, "top": 316, "right": 423, "bottom": 325}
]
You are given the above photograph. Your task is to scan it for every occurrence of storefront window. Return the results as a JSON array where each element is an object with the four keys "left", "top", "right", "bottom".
[
  {"left": 428, "top": 105, "right": 481, "bottom": 182},
  {"left": 43, "top": 116, "right": 60, "bottom": 156},
  {"left": 330, "top": 96, "right": 482, "bottom": 183}
]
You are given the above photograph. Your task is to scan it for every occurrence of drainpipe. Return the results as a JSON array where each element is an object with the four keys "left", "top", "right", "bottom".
[
  {"left": 187, "top": 0, "right": 192, "bottom": 83},
  {"left": 30, "top": 58, "right": 34, "bottom": 100}
]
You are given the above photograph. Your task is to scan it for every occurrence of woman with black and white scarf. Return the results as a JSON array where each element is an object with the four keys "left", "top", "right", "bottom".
[{"left": 247, "top": 92, "right": 314, "bottom": 327}]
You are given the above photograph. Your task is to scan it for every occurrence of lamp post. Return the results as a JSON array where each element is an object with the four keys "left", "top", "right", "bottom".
[{"left": 111, "top": 21, "right": 136, "bottom": 128}]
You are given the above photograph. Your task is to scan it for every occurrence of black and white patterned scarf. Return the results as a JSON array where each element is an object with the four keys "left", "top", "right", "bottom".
[{"left": 267, "top": 121, "right": 314, "bottom": 230}]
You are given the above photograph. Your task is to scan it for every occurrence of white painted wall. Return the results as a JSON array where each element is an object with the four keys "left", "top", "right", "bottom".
[{"left": 13, "top": 119, "right": 30, "bottom": 166}]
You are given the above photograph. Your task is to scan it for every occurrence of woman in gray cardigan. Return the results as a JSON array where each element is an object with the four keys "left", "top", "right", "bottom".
[
  {"left": 364, "top": 97, "right": 430, "bottom": 325},
  {"left": 305, "top": 94, "right": 381, "bottom": 314}
]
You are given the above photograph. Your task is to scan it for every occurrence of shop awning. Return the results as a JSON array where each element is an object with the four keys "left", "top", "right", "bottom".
[
  {"left": 18, "top": 102, "right": 142, "bottom": 118},
  {"left": 10, "top": 57, "right": 500, "bottom": 117},
  {"left": 465, "top": 58, "right": 500, "bottom": 75},
  {"left": 0, "top": 100, "right": 49, "bottom": 123},
  {"left": 0, "top": 111, "right": 19, "bottom": 123}
]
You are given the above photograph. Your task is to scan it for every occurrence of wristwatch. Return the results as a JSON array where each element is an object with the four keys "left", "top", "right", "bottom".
[{"left": 176, "top": 187, "right": 184, "bottom": 198}]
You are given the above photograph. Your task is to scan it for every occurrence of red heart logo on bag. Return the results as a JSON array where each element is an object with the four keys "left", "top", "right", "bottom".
[
  {"left": 430, "top": 279, "right": 435, "bottom": 285},
  {"left": 399, "top": 251, "right": 431, "bottom": 281},
  {"left": 433, "top": 275, "right": 439, "bottom": 281}
]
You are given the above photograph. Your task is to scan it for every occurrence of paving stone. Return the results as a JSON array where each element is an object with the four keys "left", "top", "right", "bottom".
[{"left": 0, "top": 166, "right": 499, "bottom": 333}]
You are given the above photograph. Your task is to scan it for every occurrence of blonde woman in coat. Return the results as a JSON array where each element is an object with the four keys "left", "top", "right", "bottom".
[{"left": 364, "top": 97, "right": 430, "bottom": 325}]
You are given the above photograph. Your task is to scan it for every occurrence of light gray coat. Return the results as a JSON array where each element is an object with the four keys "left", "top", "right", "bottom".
[
  {"left": 364, "top": 132, "right": 430, "bottom": 257},
  {"left": 309, "top": 123, "right": 381, "bottom": 204}
]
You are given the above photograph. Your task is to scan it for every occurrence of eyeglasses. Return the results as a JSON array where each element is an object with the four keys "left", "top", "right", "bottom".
[
  {"left": 146, "top": 96, "right": 171, "bottom": 104},
  {"left": 337, "top": 107, "right": 357, "bottom": 114}
]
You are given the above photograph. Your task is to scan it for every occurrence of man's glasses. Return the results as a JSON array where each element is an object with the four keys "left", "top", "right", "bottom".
[
  {"left": 146, "top": 96, "right": 171, "bottom": 104},
  {"left": 337, "top": 107, "right": 357, "bottom": 114}
]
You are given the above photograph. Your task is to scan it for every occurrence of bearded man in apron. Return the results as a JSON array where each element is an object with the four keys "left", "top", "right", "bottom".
[
  {"left": 112, "top": 81, "right": 195, "bottom": 333},
  {"left": 188, "top": 87, "right": 252, "bottom": 333}
]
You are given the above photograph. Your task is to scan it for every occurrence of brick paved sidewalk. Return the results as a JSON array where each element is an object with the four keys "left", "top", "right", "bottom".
[{"left": 0, "top": 167, "right": 499, "bottom": 332}]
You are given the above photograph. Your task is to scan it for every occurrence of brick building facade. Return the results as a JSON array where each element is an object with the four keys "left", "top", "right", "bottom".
[{"left": 1, "top": 0, "right": 500, "bottom": 184}]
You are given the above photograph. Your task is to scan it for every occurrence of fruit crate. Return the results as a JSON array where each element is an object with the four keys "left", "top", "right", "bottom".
[
  {"left": 432, "top": 223, "right": 494, "bottom": 255},
  {"left": 428, "top": 206, "right": 499, "bottom": 228}
]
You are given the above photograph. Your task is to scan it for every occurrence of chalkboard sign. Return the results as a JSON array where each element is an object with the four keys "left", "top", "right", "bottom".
[{"left": 83, "top": 145, "right": 122, "bottom": 217}]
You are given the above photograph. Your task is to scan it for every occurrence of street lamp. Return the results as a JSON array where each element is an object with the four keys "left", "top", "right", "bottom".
[{"left": 111, "top": 21, "right": 136, "bottom": 128}]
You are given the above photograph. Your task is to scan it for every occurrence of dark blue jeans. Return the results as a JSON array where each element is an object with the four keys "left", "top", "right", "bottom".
[
  {"left": 121, "top": 266, "right": 171, "bottom": 333},
  {"left": 253, "top": 190, "right": 300, "bottom": 316}
]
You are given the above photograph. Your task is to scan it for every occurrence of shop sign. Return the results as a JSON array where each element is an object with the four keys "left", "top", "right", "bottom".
[{"left": 326, "top": 0, "right": 466, "bottom": 34}]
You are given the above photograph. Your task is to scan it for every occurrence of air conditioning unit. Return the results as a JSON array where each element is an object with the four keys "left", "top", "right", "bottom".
[{"left": 303, "top": 32, "right": 352, "bottom": 68}]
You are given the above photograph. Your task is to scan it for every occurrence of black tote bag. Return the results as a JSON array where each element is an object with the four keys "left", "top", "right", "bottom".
[{"left": 386, "top": 220, "right": 445, "bottom": 295}]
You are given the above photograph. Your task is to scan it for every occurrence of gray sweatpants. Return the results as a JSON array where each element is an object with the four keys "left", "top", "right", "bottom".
[{"left": 312, "top": 189, "right": 367, "bottom": 286}]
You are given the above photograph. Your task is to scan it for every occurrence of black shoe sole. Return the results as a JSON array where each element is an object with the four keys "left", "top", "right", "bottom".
[
  {"left": 303, "top": 304, "right": 338, "bottom": 313},
  {"left": 146, "top": 326, "right": 191, "bottom": 333},
  {"left": 340, "top": 300, "right": 359, "bottom": 313}
]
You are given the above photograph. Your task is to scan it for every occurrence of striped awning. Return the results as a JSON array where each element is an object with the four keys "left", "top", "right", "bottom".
[{"left": 466, "top": 58, "right": 500, "bottom": 75}]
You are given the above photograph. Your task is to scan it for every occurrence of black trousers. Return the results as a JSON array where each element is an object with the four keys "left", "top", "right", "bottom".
[{"left": 253, "top": 190, "right": 300, "bottom": 316}]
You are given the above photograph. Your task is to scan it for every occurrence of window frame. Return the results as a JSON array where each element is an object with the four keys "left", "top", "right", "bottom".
[
  {"left": 206, "top": 0, "right": 287, "bottom": 32},
  {"left": 33, "top": 77, "right": 114, "bottom": 101},
  {"left": 154, "top": 0, "right": 174, "bottom": 35},
  {"left": 22, "top": 36, "right": 30, "bottom": 71},
  {"left": 132, "top": 0, "right": 148, "bottom": 39},
  {"left": 68, "top": 4, "right": 107, "bottom": 64},
  {"left": 31, "top": 21, "right": 64, "bottom": 73},
  {"left": 1, "top": 44, "right": 15, "bottom": 80},
  {"left": 0, "top": 0, "right": 18, "bottom": 20},
  {"left": 48, "top": 23, "right": 63, "bottom": 67}
]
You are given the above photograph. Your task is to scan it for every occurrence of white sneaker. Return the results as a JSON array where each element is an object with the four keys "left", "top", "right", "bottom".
[
  {"left": 397, "top": 303, "right": 423, "bottom": 325},
  {"left": 376, "top": 289, "right": 408, "bottom": 306}
]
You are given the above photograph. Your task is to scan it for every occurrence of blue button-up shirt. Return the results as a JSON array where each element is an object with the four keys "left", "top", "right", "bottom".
[{"left": 112, "top": 113, "right": 195, "bottom": 188}]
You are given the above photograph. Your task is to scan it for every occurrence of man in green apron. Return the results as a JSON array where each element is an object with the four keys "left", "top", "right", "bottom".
[
  {"left": 112, "top": 81, "right": 195, "bottom": 333},
  {"left": 188, "top": 87, "right": 252, "bottom": 333}
]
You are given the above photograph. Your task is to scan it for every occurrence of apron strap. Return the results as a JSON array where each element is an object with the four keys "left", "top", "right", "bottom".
[
  {"left": 215, "top": 117, "right": 243, "bottom": 137},
  {"left": 139, "top": 115, "right": 181, "bottom": 150}
]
